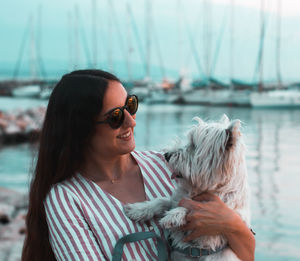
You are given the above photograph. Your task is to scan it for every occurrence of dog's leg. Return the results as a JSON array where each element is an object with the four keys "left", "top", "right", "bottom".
[
  {"left": 123, "top": 197, "right": 172, "bottom": 222},
  {"left": 159, "top": 207, "right": 188, "bottom": 229}
]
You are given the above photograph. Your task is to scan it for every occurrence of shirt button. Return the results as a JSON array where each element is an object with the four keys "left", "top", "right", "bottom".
[{"left": 149, "top": 226, "right": 153, "bottom": 230}]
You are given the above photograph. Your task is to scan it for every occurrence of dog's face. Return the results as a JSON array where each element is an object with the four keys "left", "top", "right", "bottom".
[{"left": 165, "top": 114, "right": 246, "bottom": 193}]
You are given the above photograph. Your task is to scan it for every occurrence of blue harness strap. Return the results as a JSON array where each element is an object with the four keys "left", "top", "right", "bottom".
[
  {"left": 112, "top": 231, "right": 168, "bottom": 261},
  {"left": 171, "top": 244, "right": 228, "bottom": 258}
]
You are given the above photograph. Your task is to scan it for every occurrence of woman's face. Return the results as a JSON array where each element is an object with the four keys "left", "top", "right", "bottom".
[{"left": 88, "top": 80, "right": 136, "bottom": 158}]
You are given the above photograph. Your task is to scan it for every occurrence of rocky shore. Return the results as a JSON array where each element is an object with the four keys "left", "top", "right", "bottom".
[{"left": 0, "top": 187, "right": 28, "bottom": 261}]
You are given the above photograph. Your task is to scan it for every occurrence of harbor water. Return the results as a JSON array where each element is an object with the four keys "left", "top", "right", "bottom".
[{"left": 1, "top": 97, "right": 300, "bottom": 260}]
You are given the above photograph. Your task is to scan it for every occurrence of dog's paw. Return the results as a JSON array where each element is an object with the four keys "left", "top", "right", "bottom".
[
  {"left": 159, "top": 207, "right": 187, "bottom": 229},
  {"left": 123, "top": 203, "right": 151, "bottom": 222}
]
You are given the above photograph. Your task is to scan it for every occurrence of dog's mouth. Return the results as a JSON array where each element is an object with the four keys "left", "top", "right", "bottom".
[{"left": 171, "top": 172, "right": 183, "bottom": 179}]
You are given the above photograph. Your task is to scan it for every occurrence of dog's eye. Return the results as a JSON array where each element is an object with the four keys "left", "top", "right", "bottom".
[{"left": 171, "top": 172, "right": 183, "bottom": 179}]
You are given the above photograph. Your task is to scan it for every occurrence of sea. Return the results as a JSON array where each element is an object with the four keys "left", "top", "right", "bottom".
[{"left": 0, "top": 97, "right": 300, "bottom": 261}]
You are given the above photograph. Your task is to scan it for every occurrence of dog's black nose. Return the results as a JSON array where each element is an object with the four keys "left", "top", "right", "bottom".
[{"left": 164, "top": 152, "right": 172, "bottom": 162}]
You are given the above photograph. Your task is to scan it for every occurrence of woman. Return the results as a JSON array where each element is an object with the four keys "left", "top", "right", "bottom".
[{"left": 22, "top": 69, "right": 255, "bottom": 261}]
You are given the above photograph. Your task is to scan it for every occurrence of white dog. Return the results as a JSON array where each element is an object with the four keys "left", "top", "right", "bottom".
[{"left": 124, "top": 115, "right": 250, "bottom": 260}]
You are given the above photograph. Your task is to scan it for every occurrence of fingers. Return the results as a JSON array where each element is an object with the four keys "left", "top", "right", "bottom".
[
  {"left": 192, "top": 192, "right": 219, "bottom": 202},
  {"left": 178, "top": 198, "right": 201, "bottom": 210}
]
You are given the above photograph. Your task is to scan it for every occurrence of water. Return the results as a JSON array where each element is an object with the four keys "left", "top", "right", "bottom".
[{"left": 1, "top": 97, "right": 300, "bottom": 260}]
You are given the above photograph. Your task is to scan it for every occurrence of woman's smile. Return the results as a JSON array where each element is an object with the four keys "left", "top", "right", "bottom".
[{"left": 117, "top": 130, "right": 132, "bottom": 141}]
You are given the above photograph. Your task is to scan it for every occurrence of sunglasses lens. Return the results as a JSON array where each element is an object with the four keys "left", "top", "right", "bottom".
[
  {"left": 127, "top": 95, "right": 138, "bottom": 115},
  {"left": 109, "top": 108, "right": 123, "bottom": 129}
]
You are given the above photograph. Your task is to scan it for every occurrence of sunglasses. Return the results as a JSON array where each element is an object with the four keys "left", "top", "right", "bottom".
[{"left": 96, "top": 94, "right": 138, "bottom": 129}]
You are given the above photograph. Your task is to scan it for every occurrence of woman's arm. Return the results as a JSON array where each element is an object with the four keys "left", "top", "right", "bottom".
[
  {"left": 44, "top": 185, "right": 107, "bottom": 260},
  {"left": 178, "top": 193, "right": 255, "bottom": 261}
]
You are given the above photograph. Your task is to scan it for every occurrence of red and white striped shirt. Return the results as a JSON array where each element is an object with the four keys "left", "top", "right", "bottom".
[{"left": 44, "top": 151, "right": 176, "bottom": 260}]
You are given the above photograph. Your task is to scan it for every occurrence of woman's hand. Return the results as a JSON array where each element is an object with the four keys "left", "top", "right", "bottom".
[{"left": 178, "top": 192, "right": 255, "bottom": 261}]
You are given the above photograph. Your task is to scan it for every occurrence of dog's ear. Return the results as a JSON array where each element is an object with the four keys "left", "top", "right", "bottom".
[
  {"left": 225, "top": 120, "right": 241, "bottom": 150},
  {"left": 192, "top": 116, "right": 205, "bottom": 125},
  {"left": 220, "top": 114, "right": 230, "bottom": 124}
]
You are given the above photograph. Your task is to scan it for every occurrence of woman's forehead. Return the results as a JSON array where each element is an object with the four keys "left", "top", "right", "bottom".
[{"left": 102, "top": 81, "right": 127, "bottom": 111}]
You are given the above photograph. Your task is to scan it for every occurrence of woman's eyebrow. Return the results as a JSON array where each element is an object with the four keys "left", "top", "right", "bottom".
[{"left": 103, "top": 94, "right": 129, "bottom": 116}]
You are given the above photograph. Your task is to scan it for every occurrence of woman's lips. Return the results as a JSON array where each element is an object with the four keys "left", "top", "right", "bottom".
[{"left": 117, "top": 131, "right": 131, "bottom": 141}]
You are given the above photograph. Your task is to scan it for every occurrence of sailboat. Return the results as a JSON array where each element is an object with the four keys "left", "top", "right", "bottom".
[
  {"left": 12, "top": 7, "right": 48, "bottom": 98},
  {"left": 250, "top": 0, "right": 300, "bottom": 108}
]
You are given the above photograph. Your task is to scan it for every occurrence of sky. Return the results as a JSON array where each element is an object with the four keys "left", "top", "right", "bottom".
[{"left": 1, "top": 0, "right": 300, "bottom": 83}]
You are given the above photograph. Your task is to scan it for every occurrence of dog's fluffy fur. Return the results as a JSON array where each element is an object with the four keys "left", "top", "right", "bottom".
[{"left": 124, "top": 115, "right": 250, "bottom": 260}]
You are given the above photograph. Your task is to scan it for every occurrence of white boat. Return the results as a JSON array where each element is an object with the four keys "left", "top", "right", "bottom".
[
  {"left": 183, "top": 89, "right": 236, "bottom": 106},
  {"left": 209, "top": 90, "right": 234, "bottom": 106},
  {"left": 182, "top": 89, "right": 211, "bottom": 104},
  {"left": 250, "top": 90, "right": 300, "bottom": 108},
  {"left": 12, "top": 85, "right": 41, "bottom": 98},
  {"left": 231, "top": 90, "right": 251, "bottom": 106}
]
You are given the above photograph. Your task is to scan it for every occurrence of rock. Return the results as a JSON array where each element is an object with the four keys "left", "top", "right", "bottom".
[
  {"left": 0, "top": 187, "right": 28, "bottom": 261},
  {"left": 0, "top": 240, "right": 24, "bottom": 261},
  {"left": 0, "top": 203, "right": 15, "bottom": 224}
]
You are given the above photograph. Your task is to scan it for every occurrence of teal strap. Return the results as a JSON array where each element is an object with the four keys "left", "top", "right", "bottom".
[
  {"left": 112, "top": 231, "right": 168, "bottom": 261},
  {"left": 172, "top": 244, "right": 228, "bottom": 258}
]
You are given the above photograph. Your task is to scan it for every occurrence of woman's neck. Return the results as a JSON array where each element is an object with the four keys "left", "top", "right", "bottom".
[{"left": 81, "top": 152, "right": 133, "bottom": 183}]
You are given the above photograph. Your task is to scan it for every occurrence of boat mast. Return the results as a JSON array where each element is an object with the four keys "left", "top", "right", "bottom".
[
  {"left": 276, "top": 0, "right": 282, "bottom": 89},
  {"left": 29, "top": 14, "right": 38, "bottom": 80},
  {"left": 180, "top": 1, "right": 205, "bottom": 80},
  {"left": 126, "top": 2, "right": 133, "bottom": 81},
  {"left": 91, "top": 0, "right": 98, "bottom": 68},
  {"left": 13, "top": 16, "right": 31, "bottom": 79},
  {"left": 127, "top": 3, "right": 147, "bottom": 76},
  {"left": 203, "top": 0, "right": 212, "bottom": 80},
  {"left": 67, "top": 11, "right": 74, "bottom": 70},
  {"left": 177, "top": 0, "right": 183, "bottom": 77},
  {"left": 145, "top": 0, "right": 151, "bottom": 81},
  {"left": 151, "top": 2, "right": 166, "bottom": 80},
  {"left": 36, "top": 4, "right": 47, "bottom": 79},
  {"left": 107, "top": 0, "right": 130, "bottom": 79},
  {"left": 230, "top": 0, "right": 235, "bottom": 87},
  {"left": 107, "top": 1, "right": 113, "bottom": 72},
  {"left": 74, "top": 5, "right": 80, "bottom": 70},
  {"left": 258, "top": 0, "right": 265, "bottom": 92}
]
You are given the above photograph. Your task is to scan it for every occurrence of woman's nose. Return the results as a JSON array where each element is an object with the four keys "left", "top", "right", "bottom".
[{"left": 123, "top": 109, "right": 136, "bottom": 128}]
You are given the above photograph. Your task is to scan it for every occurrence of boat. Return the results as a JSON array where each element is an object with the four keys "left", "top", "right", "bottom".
[
  {"left": 11, "top": 85, "right": 41, "bottom": 98},
  {"left": 250, "top": 90, "right": 300, "bottom": 108}
]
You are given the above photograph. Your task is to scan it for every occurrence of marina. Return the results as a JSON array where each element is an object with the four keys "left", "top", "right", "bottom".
[
  {"left": 1, "top": 100, "right": 300, "bottom": 260},
  {"left": 1, "top": 0, "right": 300, "bottom": 260}
]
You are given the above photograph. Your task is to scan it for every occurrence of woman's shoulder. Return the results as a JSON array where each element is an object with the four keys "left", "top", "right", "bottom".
[{"left": 44, "top": 175, "right": 82, "bottom": 205}]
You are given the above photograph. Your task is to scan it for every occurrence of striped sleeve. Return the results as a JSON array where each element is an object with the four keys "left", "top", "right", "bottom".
[{"left": 44, "top": 184, "right": 106, "bottom": 261}]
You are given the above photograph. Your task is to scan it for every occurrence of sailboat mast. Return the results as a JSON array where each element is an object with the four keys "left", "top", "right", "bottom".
[
  {"left": 91, "top": 0, "right": 98, "bottom": 67},
  {"left": 29, "top": 14, "right": 37, "bottom": 79},
  {"left": 36, "top": 4, "right": 46, "bottom": 79},
  {"left": 107, "top": 5, "right": 113, "bottom": 73},
  {"left": 230, "top": 0, "right": 235, "bottom": 84},
  {"left": 276, "top": 0, "right": 282, "bottom": 88},
  {"left": 145, "top": 0, "right": 151, "bottom": 80},
  {"left": 258, "top": 0, "right": 265, "bottom": 92},
  {"left": 67, "top": 11, "right": 74, "bottom": 70},
  {"left": 126, "top": 2, "right": 132, "bottom": 81},
  {"left": 177, "top": 0, "right": 183, "bottom": 76},
  {"left": 203, "top": 0, "right": 212, "bottom": 78},
  {"left": 74, "top": 5, "right": 80, "bottom": 70}
]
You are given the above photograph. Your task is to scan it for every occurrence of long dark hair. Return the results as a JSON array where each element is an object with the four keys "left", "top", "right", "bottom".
[{"left": 22, "top": 69, "right": 120, "bottom": 261}]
